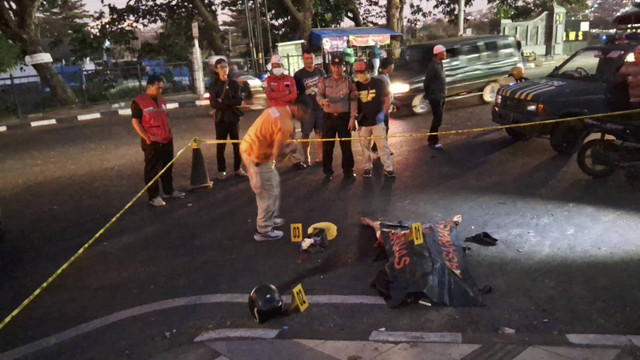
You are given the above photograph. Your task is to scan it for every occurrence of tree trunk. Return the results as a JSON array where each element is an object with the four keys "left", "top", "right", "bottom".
[
  {"left": 191, "top": 0, "right": 226, "bottom": 55},
  {"left": 279, "top": 0, "right": 314, "bottom": 42},
  {"left": 24, "top": 41, "right": 76, "bottom": 106},
  {"left": 348, "top": 2, "right": 363, "bottom": 27},
  {"left": 386, "top": 0, "right": 405, "bottom": 59}
]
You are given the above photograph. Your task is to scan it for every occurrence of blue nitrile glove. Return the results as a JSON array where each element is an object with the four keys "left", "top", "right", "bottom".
[{"left": 376, "top": 112, "right": 385, "bottom": 124}]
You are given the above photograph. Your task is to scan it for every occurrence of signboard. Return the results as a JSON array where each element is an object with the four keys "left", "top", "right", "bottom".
[
  {"left": 322, "top": 37, "right": 347, "bottom": 53},
  {"left": 348, "top": 34, "right": 390, "bottom": 47},
  {"left": 192, "top": 21, "right": 199, "bottom": 39},
  {"left": 24, "top": 53, "right": 53, "bottom": 66}
]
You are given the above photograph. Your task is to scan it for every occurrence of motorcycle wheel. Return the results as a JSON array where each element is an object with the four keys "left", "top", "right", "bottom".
[
  {"left": 576, "top": 139, "right": 618, "bottom": 178},
  {"left": 550, "top": 123, "right": 583, "bottom": 155}
]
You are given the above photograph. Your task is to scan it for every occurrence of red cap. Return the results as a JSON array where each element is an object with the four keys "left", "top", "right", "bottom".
[{"left": 354, "top": 61, "right": 367, "bottom": 72}]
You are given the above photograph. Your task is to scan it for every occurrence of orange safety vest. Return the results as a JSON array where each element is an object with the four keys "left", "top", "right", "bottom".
[{"left": 134, "top": 93, "right": 172, "bottom": 143}]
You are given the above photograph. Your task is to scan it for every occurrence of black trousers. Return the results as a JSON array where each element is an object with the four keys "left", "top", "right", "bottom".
[
  {"left": 215, "top": 120, "right": 241, "bottom": 172},
  {"left": 322, "top": 112, "right": 354, "bottom": 176},
  {"left": 428, "top": 98, "right": 445, "bottom": 145},
  {"left": 141, "top": 139, "right": 174, "bottom": 200}
]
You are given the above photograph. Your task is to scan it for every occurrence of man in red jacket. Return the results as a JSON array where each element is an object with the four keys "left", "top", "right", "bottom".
[
  {"left": 131, "top": 75, "right": 185, "bottom": 207},
  {"left": 265, "top": 55, "right": 305, "bottom": 169}
]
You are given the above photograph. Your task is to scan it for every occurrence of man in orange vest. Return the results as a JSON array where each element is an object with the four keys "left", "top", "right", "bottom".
[
  {"left": 131, "top": 75, "right": 185, "bottom": 207},
  {"left": 240, "top": 102, "right": 309, "bottom": 241}
]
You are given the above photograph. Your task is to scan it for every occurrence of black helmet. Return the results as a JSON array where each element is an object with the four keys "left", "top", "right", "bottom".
[{"left": 248, "top": 284, "right": 283, "bottom": 323}]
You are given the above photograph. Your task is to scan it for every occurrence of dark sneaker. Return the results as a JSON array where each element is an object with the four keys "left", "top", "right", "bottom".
[
  {"left": 273, "top": 217, "right": 285, "bottom": 227},
  {"left": 292, "top": 161, "right": 307, "bottom": 170},
  {"left": 344, "top": 172, "right": 356, "bottom": 181},
  {"left": 430, "top": 143, "right": 444, "bottom": 150},
  {"left": 363, "top": 169, "right": 373, "bottom": 177},
  {"left": 384, "top": 170, "right": 396, "bottom": 177},
  {"left": 254, "top": 230, "right": 284, "bottom": 241},
  {"left": 323, "top": 173, "right": 333, "bottom": 181}
]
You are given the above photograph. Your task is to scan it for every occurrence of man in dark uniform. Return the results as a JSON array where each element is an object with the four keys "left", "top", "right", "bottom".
[
  {"left": 423, "top": 44, "right": 447, "bottom": 150},
  {"left": 131, "top": 75, "right": 185, "bottom": 207}
]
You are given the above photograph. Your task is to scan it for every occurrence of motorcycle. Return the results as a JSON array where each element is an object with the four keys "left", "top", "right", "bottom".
[{"left": 576, "top": 118, "right": 640, "bottom": 178}]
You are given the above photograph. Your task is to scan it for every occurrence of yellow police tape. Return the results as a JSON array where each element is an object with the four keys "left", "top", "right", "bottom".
[
  {"left": 0, "top": 140, "right": 193, "bottom": 331},
  {"left": 2, "top": 107, "right": 638, "bottom": 331},
  {"left": 199, "top": 109, "right": 640, "bottom": 145}
]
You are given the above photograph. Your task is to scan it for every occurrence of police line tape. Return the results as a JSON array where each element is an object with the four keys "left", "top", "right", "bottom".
[
  {"left": 2, "top": 107, "right": 638, "bottom": 331},
  {"left": 198, "top": 109, "right": 640, "bottom": 145},
  {"left": 0, "top": 141, "right": 193, "bottom": 331}
]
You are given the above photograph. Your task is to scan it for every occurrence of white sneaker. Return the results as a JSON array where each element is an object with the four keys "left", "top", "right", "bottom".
[
  {"left": 163, "top": 190, "right": 185, "bottom": 198},
  {"left": 273, "top": 217, "right": 285, "bottom": 227},
  {"left": 235, "top": 169, "right": 248, "bottom": 177},
  {"left": 254, "top": 230, "right": 284, "bottom": 241},
  {"left": 149, "top": 196, "right": 166, "bottom": 207},
  {"left": 218, "top": 171, "right": 227, "bottom": 180}
]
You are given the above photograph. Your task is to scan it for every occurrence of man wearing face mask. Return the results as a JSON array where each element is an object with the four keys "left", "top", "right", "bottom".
[
  {"left": 265, "top": 55, "right": 305, "bottom": 169},
  {"left": 354, "top": 61, "right": 394, "bottom": 178}
]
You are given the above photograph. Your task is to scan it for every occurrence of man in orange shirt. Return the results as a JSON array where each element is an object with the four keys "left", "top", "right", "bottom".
[{"left": 240, "top": 102, "right": 309, "bottom": 241}]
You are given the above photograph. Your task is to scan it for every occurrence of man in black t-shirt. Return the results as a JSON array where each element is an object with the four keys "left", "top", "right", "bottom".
[
  {"left": 294, "top": 48, "right": 326, "bottom": 166},
  {"left": 354, "top": 61, "right": 395, "bottom": 178}
]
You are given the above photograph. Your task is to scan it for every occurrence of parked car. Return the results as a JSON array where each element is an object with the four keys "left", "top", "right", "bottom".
[
  {"left": 492, "top": 42, "right": 636, "bottom": 154},
  {"left": 391, "top": 35, "right": 522, "bottom": 115}
]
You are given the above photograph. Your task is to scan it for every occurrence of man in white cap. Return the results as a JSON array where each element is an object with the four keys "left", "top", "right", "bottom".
[
  {"left": 265, "top": 54, "right": 306, "bottom": 169},
  {"left": 423, "top": 44, "right": 447, "bottom": 150}
]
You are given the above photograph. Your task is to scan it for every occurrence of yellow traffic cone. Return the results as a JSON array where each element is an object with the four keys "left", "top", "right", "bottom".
[{"left": 190, "top": 139, "right": 213, "bottom": 190}]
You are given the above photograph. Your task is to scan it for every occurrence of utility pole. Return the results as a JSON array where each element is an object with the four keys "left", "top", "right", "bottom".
[
  {"left": 192, "top": 20, "right": 205, "bottom": 96},
  {"left": 458, "top": 0, "right": 464, "bottom": 36},
  {"left": 255, "top": 0, "right": 265, "bottom": 72},
  {"left": 263, "top": 0, "right": 273, "bottom": 56},
  {"left": 244, "top": 0, "right": 258, "bottom": 75}
]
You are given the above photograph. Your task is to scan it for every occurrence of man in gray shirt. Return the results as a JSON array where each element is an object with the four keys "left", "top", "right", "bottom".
[
  {"left": 317, "top": 54, "right": 358, "bottom": 180},
  {"left": 423, "top": 44, "right": 447, "bottom": 150}
]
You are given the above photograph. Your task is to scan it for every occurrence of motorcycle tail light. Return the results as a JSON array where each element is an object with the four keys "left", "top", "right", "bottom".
[{"left": 536, "top": 104, "right": 545, "bottom": 114}]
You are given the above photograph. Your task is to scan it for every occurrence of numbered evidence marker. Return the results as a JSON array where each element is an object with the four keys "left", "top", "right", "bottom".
[
  {"left": 410, "top": 222, "right": 424, "bottom": 245},
  {"left": 291, "top": 223, "right": 303, "bottom": 242},
  {"left": 291, "top": 283, "right": 309, "bottom": 312}
]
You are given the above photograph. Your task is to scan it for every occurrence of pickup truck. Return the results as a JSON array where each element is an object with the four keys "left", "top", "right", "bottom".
[{"left": 491, "top": 43, "right": 634, "bottom": 154}]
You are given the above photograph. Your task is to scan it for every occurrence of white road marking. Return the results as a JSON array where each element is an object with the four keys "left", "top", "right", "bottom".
[
  {"left": 118, "top": 109, "right": 132, "bottom": 116},
  {"left": 0, "top": 294, "right": 382, "bottom": 360},
  {"left": 166, "top": 102, "right": 179, "bottom": 109},
  {"left": 77, "top": 113, "right": 101, "bottom": 121},
  {"left": 566, "top": 334, "right": 631, "bottom": 346},
  {"left": 369, "top": 331, "right": 462, "bottom": 343},
  {"left": 0, "top": 126, "right": 6, "bottom": 132},
  {"left": 195, "top": 100, "right": 209, "bottom": 106},
  {"left": 30, "top": 119, "right": 56, "bottom": 127},
  {"left": 194, "top": 328, "right": 280, "bottom": 342}
]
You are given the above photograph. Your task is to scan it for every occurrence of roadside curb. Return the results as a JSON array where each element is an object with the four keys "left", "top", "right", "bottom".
[{"left": 0, "top": 98, "right": 266, "bottom": 133}]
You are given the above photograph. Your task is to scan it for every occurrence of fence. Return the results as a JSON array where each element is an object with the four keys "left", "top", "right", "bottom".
[
  {"left": 0, "top": 62, "right": 196, "bottom": 118},
  {"left": 0, "top": 49, "right": 392, "bottom": 118}
]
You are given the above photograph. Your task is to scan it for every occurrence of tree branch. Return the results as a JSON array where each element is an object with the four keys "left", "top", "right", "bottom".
[{"left": 279, "top": 0, "right": 303, "bottom": 25}]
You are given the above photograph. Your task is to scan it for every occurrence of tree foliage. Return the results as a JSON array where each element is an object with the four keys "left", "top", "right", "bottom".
[
  {"left": 486, "top": 0, "right": 588, "bottom": 21},
  {"left": 0, "top": 0, "right": 77, "bottom": 105},
  {"left": 0, "top": 36, "right": 22, "bottom": 72}
]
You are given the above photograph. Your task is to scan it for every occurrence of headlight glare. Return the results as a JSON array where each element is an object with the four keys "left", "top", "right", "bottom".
[{"left": 390, "top": 82, "right": 410, "bottom": 94}]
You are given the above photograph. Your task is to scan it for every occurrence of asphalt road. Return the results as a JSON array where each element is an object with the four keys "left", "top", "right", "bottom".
[{"left": 1, "top": 95, "right": 639, "bottom": 359}]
